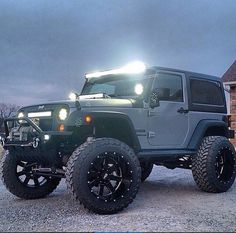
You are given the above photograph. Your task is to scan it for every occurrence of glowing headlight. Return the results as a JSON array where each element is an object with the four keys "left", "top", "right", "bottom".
[
  {"left": 18, "top": 112, "right": 24, "bottom": 118},
  {"left": 59, "top": 108, "right": 68, "bottom": 120},
  {"left": 134, "top": 83, "right": 144, "bottom": 95}
]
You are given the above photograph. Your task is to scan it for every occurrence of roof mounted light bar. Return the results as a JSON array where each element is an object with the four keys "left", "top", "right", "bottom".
[{"left": 85, "top": 61, "right": 146, "bottom": 79}]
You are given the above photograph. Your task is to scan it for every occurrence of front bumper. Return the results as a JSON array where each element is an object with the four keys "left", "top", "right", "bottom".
[{"left": 1, "top": 117, "right": 72, "bottom": 149}]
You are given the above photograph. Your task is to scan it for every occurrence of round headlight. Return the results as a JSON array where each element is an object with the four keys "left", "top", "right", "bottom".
[
  {"left": 18, "top": 112, "right": 24, "bottom": 118},
  {"left": 59, "top": 108, "right": 68, "bottom": 120}
]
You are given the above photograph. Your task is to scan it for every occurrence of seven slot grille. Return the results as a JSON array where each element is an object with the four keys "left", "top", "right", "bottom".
[{"left": 28, "top": 111, "right": 53, "bottom": 131}]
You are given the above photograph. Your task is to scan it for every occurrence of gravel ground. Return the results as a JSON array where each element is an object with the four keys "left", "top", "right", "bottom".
[{"left": 0, "top": 146, "right": 236, "bottom": 232}]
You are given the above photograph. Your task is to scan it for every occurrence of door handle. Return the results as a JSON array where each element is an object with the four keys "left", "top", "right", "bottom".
[{"left": 177, "top": 107, "right": 189, "bottom": 114}]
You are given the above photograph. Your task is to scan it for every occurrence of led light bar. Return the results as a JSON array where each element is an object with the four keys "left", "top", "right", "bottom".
[
  {"left": 79, "top": 93, "right": 104, "bottom": 99},
  {"left": 86, "top": 61, "right": 146, "bottom": 79},
  {"left": 28, "top": 111, "right": 52, "bottom": 118}
]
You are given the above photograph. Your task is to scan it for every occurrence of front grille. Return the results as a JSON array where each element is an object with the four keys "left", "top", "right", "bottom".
[
  {"left": 29, "top": 116, "right": 53, "bottom": 131},
  {"left": 20, "top": 103, "right": 69, "bottom": 132},
  {"left": 39, "top": 118, "right": 53, "bottom": 131}
]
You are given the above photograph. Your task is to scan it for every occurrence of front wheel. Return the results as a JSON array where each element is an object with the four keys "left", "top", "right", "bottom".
[
  {"left": 0, "top": 151, "right": 61, "bottom": 199},
  {"left": 192, "top": 136, "right": 236, "bottom": 193},
  {"left": 66, "top": 138, "right": 141, "bottom": 214}
]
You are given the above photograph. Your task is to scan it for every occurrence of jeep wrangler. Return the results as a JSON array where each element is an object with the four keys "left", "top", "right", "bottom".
[{"left": 1, "top": 61, "right": 236, "bottom": 214}]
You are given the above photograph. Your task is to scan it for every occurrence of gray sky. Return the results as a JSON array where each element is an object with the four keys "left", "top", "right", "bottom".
[{"left": 0, "top": 0, "right": 236, "bottom": 106}]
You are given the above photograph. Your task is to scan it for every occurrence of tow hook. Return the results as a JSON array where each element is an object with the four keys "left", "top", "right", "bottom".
[
  {"left": 0, "top": 137, "right": 5, "bottom": 147},
  {"left": 32, "top": 138, "right": 40, "bottom": 148}
]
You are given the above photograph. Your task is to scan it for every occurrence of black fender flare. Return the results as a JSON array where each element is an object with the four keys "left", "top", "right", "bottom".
[
  {"left": 68, "top": 110, "right": 141, "bottom": 152},
  {"left": 187, "top": 119, "right": 228, "bottom": 150}
]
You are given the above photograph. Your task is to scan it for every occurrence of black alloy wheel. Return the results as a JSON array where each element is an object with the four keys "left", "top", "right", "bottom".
[
  {"left": 192, "top": 136, "right": 236, "bottom": 193},
  {"left": 1, "top": 150, "right": 61, "bottom": 199},
  {"left": 87, "top": 152, "right": 132, "bottom": 202},
  {"left": 66, "top": 138, "right": 141, "bottom": 214},
  {"left": 16, "top": 161, "right": 48, "bottom": 188},
  {"left": 215, "top": 147, "right": 235, "bottom": 183}
]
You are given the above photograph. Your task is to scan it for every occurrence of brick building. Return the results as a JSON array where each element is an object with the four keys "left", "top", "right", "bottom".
[{"left": 222, "top": 60, "right": 236, "bottom": 145}]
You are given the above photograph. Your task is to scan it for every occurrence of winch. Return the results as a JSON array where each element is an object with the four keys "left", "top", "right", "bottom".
[{"left": 9, "top": 124, "right": 37, "bottom": 142}]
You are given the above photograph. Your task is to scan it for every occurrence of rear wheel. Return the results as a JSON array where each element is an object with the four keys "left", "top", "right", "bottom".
[
  {"left": 66, "top": 138, "right": 141, "bottom": 214},
  {"left": 192, "top": 136, "right": 236, "bottom": 193},
  {"left": 0, "top": 151, "right": 61, "bottom": 199}
]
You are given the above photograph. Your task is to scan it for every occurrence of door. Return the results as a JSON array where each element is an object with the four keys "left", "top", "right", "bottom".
[{"left": 147, "top": 71, "right": 189, "bottom": 148}]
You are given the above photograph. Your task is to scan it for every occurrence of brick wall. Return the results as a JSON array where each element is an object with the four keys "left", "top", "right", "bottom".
[
  {"left": 230, "top": 86, "right": 236, "bottom": 113},
  {"left": 230, "top": 86, "right": 236, "bottom": 145}
]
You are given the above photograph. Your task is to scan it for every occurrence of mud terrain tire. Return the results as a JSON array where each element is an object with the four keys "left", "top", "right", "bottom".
[
  {"left": 0, "top": 151, "right": 60, "bottom": 199},
  {"left": 192, "top": 136, "right": 236, "bottom": 193},
  {"left": 66, "top": 138, "right": 141, "bottom": 214}
]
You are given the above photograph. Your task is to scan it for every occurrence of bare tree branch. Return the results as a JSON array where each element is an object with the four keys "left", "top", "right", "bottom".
[{"left": 0, "top": 103, "right": 20, "bottom": 132}]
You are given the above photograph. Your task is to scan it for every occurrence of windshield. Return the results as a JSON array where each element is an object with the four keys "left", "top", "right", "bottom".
[{"left": 81, "top": 74, "right": 153, "bottom": 98}]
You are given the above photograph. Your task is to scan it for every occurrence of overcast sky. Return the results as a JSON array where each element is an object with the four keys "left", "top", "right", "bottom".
[{"left": 0, "top": 0, "right": 236, "bottom": 106}]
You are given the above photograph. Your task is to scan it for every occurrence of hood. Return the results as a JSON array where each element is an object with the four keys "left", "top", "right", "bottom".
[
  {"left": 79, "top": 98, "right": 133, "bottom": 108},
  {"left": 20, "top": 100, "right": 77, "bottom": 112},
  {"left": 20, "top": 98, "right": 133, "bottom": 111}
]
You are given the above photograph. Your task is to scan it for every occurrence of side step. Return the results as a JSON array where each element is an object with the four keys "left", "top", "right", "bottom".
[{"left": 137, "top": 149, "right": 196, "bottom": 162}]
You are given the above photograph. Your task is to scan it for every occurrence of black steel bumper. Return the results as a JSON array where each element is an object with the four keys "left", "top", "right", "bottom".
[{"left": 1, "top": 117, "right": 73, "bottom": 149}]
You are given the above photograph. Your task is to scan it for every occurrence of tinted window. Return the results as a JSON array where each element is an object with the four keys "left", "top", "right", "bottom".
[
  {"left": 153, "top": 73, "right": 183, "bottom": 102},
  {"left": 190, "top": 79, "right": 224, "bottom": 106}
]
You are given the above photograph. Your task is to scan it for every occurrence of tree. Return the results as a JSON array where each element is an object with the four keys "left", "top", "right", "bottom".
[{"left": 0, "top": 103, "right": 20, "bottom": 132}]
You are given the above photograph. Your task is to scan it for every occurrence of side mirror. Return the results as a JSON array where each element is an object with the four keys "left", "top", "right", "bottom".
[{"left": 150, "top": 91, "right": 160, "bottom": 108}]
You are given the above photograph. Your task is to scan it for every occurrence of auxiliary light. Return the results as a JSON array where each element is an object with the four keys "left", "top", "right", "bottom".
[{"left": 85, "top": 61, "right": 146, "bottom": 79}]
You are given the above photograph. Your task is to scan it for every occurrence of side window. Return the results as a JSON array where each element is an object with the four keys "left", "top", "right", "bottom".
[
  {"left": 190, "top": 78, "right": 224, "bottom": 106},
  {"left": 153, "top": 73, "right": 183, "bottom": 102}
]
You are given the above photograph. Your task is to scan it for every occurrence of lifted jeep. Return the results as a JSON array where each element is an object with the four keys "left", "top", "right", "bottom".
[{"left": 1, "top": 61, "right": 236, "bottom": 214}]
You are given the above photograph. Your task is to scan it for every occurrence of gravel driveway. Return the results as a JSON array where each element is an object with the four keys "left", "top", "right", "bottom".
[{"left": 0, "top": 147, "right": 236, "bottom": 232}]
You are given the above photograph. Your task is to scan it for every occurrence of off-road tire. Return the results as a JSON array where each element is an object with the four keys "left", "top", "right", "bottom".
[
  {"left": 66, "top": 138, "right": 141, "bottom": 214},
  {"left": 141, "top": 162, "right": 153, "bottom": 182},
  {"left": 0, "top": 150, "right": 61, "bottom": 199},
  {"left": 192, "top": 136, "right": 236, "bottom": 193}
]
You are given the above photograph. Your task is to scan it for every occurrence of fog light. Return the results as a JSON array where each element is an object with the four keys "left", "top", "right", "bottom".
[{"left": 44, "top": 134, "right": 50, "bottom": 140}]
